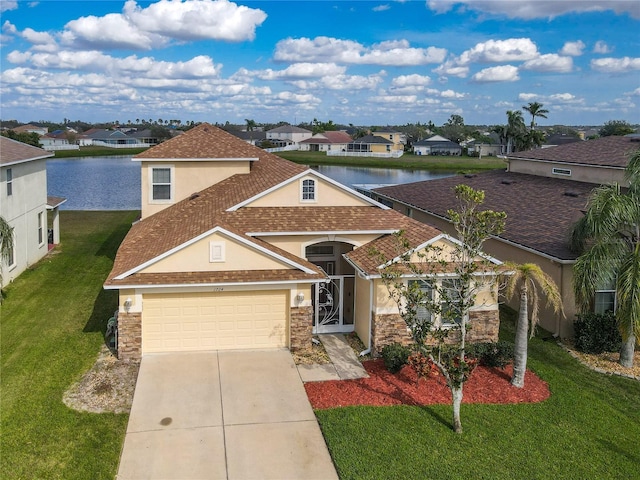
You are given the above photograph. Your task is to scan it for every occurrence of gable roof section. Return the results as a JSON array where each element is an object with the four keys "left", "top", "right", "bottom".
[
  {"left": 0, "top": 137, "right": 53, "bottom": 166},
  {"left": 134, "top": 123, "right": 262, "bottom": 160},
  {"left": 300, "top": 131, "right": 353, "bottom": 144},
  {"left": 349, "top": 135, "right": 393, "bottom": 145},
  {"left": 267, "top": 125, "right": 312, "bottom": 134},
  {"left": 507, "top": 135, "right": 639, "bottom": 168},
  {"left": 374, "top": 170, "right": 597, "bottom": 261}
]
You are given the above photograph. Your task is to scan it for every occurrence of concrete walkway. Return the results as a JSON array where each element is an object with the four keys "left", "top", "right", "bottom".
[
  {"left": 297, "top": 334, "right": 369, "bottom": 382},
  {"left": 117, "top": 350, "right": 338, "bottom": 480}
]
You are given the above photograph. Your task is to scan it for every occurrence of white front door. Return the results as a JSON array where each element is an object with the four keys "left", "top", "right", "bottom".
[{"left": 312, "top": 275, "right": 355, "bottom": 334}]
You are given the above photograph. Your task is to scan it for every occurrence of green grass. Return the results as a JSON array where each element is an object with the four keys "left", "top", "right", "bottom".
[
  {"left": 53, "top": 146, "right": 148, "bottom": 158},
  {"left": 1, "top": 211, "right": 139, "bottom": 480},
  {"left": 277, "top": 150, "right": 507, "bottom": 172},
  {"left": 316, "top": 310, "right": 640, "bottom": 480}
]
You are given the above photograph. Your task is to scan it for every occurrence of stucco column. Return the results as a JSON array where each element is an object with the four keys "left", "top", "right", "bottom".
[{"left": 51, "top": 208, "right": 61, "bottom": 244}]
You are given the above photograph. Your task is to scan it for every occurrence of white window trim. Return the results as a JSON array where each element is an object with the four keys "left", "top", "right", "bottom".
[
  {"left": 407, "top": 278, "right": 462, "bottom": 329},
  {"left": 209, "top": 241, "right": 226, "bottom": 262},
  {"left": 6, "top": 168, "right": 13, "bottom": 196},
  {"left": 37, "top": 211, "right": 45, "bottom": 247},
  {"left": 149, "top": 165, "right": 174, "bottom": 204},
  {"left": 7, "top": 233, "right": 16, "bottom": 271},
  {"left": 300, "top": 178, "right": 317, "bottom": 203}
]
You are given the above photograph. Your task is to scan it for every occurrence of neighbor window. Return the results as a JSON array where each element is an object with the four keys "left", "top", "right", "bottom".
[
  {"left": 6, "top": 168, "right": 13, "bottom": 196},
  {"left": 151, "top": 167, "right": 172, "bottom": 201},
  {"left": 594, "top": 279, "right": 616, "bottom": 314},
  {"left": 301, "top": 178, "right": 316, "bottom": 201},
  {"left": 552, "top": 167, "right": 571, "bottom": 176},
  {"left": 37, "top": 212, "right": 44, "bottom": 245}
]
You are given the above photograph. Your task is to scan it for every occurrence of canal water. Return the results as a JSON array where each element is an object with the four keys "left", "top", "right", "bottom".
[{"left": 47, "top": 156, "right": 454, "bottom": 210}]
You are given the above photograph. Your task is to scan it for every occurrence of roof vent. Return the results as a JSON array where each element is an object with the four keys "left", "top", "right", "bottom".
[
  {"left": 564, "top": 191, "right": 580, "bottom": 197},
  {"left": 189, "top": 192, "right": 200, "bottom": 201}
]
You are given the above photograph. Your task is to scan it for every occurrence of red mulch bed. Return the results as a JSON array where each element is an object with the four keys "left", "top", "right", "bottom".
[{"left": 305, "top": 359, "right": 550, "bottom": 409}]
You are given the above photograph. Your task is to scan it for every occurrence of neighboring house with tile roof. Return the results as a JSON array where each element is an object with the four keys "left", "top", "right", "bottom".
[
  {"left": 266, "top": 125, "right": 312, "bottom": 147},
  {"left": 344, "top": 134, "right": 404, "bottom": 156},
  {"left": 0, "top": 137, "right": 60, "bottom": 285},
  {"left": 370, "top": 134, "right": 640, "bottom": 338},
  {"left": 413, "top": 135, "right": 462, "bottom": 156},
  {"left": 105, "top": 123, "right": 503, "bottom": 360},
  {"left": 12, "top": 124, "right": 48, "bottom": 136},
  {"left": 299, "top": 131, "right": 353, "bottom": 152}
]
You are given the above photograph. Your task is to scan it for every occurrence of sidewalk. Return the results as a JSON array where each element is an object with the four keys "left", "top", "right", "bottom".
[{"left": 297, "top": 333, "right": 369, "bottom": 382}]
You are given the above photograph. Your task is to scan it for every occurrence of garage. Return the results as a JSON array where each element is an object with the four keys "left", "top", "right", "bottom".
[{"left": 142, "top": 290, "right": 289, "bottom": 354}]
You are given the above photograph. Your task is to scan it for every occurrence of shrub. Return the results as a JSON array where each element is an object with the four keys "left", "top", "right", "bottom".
[
  {"left": 574, "top": 312, "right": 621, "bottom": 354},
  {"left": 381, "top": 343, "right": 411, "bottom": 373},
  {"left": 467, "top": 341, "right": 514, "bottom": 368}
]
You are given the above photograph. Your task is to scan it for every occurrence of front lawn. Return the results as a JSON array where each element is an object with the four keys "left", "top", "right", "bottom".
[
  {"left": 316, "top": 311, "right": 640, "bottom": 479},
  {"left": 1, "top": 211, "right": 138, "bottom": 479}
]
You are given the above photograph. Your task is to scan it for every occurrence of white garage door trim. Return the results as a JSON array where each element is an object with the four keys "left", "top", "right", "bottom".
[{"left": 142, "top": 290, "right": 289, "bottom": 354}]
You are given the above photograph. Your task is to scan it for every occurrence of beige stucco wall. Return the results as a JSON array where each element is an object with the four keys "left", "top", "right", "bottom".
[
  {"left": 508, "top": 159, "right": 626, "bottom": 186},
  {"left": 139, "top": 160, "right": 252, "bottom": 218},
  {"left": 257, "top": 233, "right": 382, "bottom": 259},
  {"left": 354, "top": 275, "right": 372, "bottom": 348},
  {"left": 248, "top": 175, "right": 371, "bottom": 208},
  {"left": 0, "top": 160, "right": 48, "bottom": 284},
  {"left": 141, "top": 231, "right": 294, "bottom": 274}
]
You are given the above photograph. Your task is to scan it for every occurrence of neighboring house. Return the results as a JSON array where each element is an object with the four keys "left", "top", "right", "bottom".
[
  {"left": 413, "top": 135, "right": 462, "bottom": 156},
  {"left": 265, "top": 125, "right": 313, "bottom": 147},
  {"left": 126, "top": 129, "right": 159, "bottom": 145},
  {"left": 370, "top": 134, "right": 640, "bottom": 338},
  {"left": 542, "top": 134, "right": 582, "bottom": 148},
  {"left": 39, "top": 131, "right": 79, "bottom": 151},
  {"left": 79, "top": 129, "right": 145, "bottom": 148},
  {"left": 226, "top": 129, "right": 267, "bottom": 146},
  {"left": 346, "top": 135, "right": 399, "bottom": 154},
  {"left": 12, "top": 124, "right": 48, "bottom": 136},
  {"left": 372, "top": 130, "right": 407, "bottom": 146},
  {"left": 299, "top": 131, "right": 353, "bottom": 152},
  {"left": 104, "top": 124, "right": 502, "bottom": 360},
  {"left": 0, "top": 138, "right": 57, "bottom": 285}
]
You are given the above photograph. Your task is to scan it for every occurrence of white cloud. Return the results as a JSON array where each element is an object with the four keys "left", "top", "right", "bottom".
[
  {"left": 440, "top": 89, "right": 466, "bottom": 99},
  {"left": 274, "top": 36, "right": 446, "bottom": 66},
  {"left": 518, "top": 93, "right": 539, "bottom": 102},
  {"left": 560, "top": 40, "right": 585, "bottom": 56},
  {"left": 433, "top": 60, "right": 469, "bottom": 78},
  {"left": 427, "top": 0, "right": 640, "bottom": 19},
  {"left": 458, "top": 38, "right": 538, "bottom": 64},
  {"left": 593, "top": 41, "right": 613, "bottom": 54},
  {"left": 252, "top": 63, "right": 346, "bottom": 80},
  {"left": 60, "top": 0, "right": 266, "bottom": 51},
  {"left": 391, "top": 74, "right": 432, "bottom": 87},
  {"left": 522, "top": 54, "right": 573, "bottom": 73},
  {"left": 373, "top": 4, "right": 390, "bottom": 12},
  {"left": 0, "top": 0, "right": 17, "bottom": 12},
  {"left": 320, "top": 73, "right": 385, "bottom": 90},
  {"left": 472, "top": 65, "right": 519, "bottom": 82},
  {"left": 627, "top": 87, "right": 640, "bottom": 97},
  {"left": 2, "top": 20, "right": 17, "bottom": 34},
  {"left": 591, "top": 57, "right": 640, "bottom": 73}
]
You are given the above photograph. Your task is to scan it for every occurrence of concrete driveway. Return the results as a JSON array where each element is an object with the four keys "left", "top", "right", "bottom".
[{"left": 117, "top": 350, "right": 338, "bottom": 480}]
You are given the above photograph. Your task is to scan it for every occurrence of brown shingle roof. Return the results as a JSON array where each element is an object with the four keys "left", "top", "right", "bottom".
[
  {"left": 374, "top": 170, "right": 598, "bottom": 261},
  {"left": 134, "top": 123, "right": 265, "bottom": 159},
  {"left": 106, "top": 123, "right": 445, "bottom": 287},
  {"left": 507, "top": 135, "right": 639, "bottom": 168},
  {"left": 0, "top": 137, "right": 53, "bottom": 166}
]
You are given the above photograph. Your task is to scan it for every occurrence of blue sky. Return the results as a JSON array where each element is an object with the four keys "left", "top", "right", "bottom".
[{"left": 1, "top": 0, "right": 639, "bottom": 127}]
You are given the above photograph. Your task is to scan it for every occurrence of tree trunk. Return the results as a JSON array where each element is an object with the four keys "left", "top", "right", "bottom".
[
  {"left": 511, "top": 288, "right": 529, "bottom": 388},
  {"left": 451, "top": 385, "right": 463, "bottom": 434},
  {"left": 619, "top": 333, "right": 636, "bottom": 368}
]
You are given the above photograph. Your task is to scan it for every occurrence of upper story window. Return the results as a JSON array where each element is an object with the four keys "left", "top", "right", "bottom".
[
  {"left": 6, "top": 168, "right": 13, "bottom": 196},
  {"left": 150, "top": 166, "right": 173, "bottom": 202},
  {"left": 595, "top": 279, "right": 616, "bottom": 315},
  {"left": 301, "top": 178, "right": 316, "bottom": 202},
  {"left": 37, "top": 212, "right": 44, "bottom": 246}
]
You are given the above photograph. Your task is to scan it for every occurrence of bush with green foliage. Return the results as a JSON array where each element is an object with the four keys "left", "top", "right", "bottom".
[
  {"left": 381, "top": 343, "right": 411, "bottom": 373},
  {"left": 573, "top": 312, "right": 621, "bottom": 354},
  {"left": 466, "top": 341, "right": 514, "bottom": 368}
]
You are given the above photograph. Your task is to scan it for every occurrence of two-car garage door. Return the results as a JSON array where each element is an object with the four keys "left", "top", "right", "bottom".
[{"left": 142, "top": 290, "right": 288, "bottom": 354}]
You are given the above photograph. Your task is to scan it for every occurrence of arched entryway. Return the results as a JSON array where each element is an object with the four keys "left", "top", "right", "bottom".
[{"left": 305, "top": 241, "right": 355, "bottom": 334}]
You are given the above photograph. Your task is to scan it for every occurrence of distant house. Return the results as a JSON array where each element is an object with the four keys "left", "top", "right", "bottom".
[
  {"left": 266, "top": 125, "right": 312, "bottom": 147},
  {"left": 126, "top": 129, "right": 160, "bottom": 146},
  {"left": 12, "top": 124, "right": 48, "bottom": 136},
  {"left": 345, "top": 135, "right": 400, "bottom": 155},
  {"left": 225, "top": 129, "right": 267, "bottom": 146},
  {"left": 299, "top": 131, "right": 353, "bottom": 152},
  {"left": 466, "top": 133, "right": 504, "bottom": 157},
  {"left": 372, "top": 130, "right": 407, "bottom": 146},
  {"left": 413, "top": 135, "right": 462, "bottom": 156},
  {"left": 542, "top": 134, "right": 582, "bottom": 148},
  {"left": 78, "top": 129, "right": 148, "bottom": 148},
  {"left": 39, "top": 130, "right": 79, "bottom": 151},
  {"left": 368, "top": 134, "right": 640, "bottom": 338},
  {"left": 0, "top": 137, "right": 64, "bottom": 285}
]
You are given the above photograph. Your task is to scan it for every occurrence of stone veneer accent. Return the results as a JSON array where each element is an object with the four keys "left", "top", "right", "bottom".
[
  {"left": 290, "top": 306, "right": 313, "bottom": 351},
  {"left": 372, "top": 310, "right": 499, "bottom": 355},
  {"left": 117, "top": 312, "right": 142, "bottom": 361}
]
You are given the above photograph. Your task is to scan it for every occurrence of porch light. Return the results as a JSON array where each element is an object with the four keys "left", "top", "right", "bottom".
[
  {"left": 124, "top": 298, "right": 132, "bottom": 312},
  {"left": 296, "top": 292, "right": 305, "bottom": 304}
]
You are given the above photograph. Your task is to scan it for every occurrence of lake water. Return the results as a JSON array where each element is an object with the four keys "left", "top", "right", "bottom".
[{"left": 47, "top": 156, "right": 454, "bottom": 210}]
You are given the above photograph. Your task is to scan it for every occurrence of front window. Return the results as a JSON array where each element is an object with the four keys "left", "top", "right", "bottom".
[
  {"left": 6, "top": 168, "right": 13, "bottom": 196},
  {"left": 407, "top": 278, "right": 462, "bottom": 328},
  {"left": 595, "top": 279, "right": 616, "bottom": 314},
  {"left": 440, "top": 278, "right": 463, "bottom": 326},
  {"left": 37, "top": 212, "right": 44, "bottom": 245},
  {"left": 151, "top": 167, "right": 172, "bottom": 201},
  {"left": 301, "top": 178, "right": 316, "bottom": 202}
]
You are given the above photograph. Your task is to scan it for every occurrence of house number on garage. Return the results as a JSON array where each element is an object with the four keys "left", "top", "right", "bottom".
[{"left": 212, "top": 287, "right": 224, "bottom": 292}]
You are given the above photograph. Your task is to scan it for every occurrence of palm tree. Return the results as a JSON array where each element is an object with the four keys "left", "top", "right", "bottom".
[
  {"left": 504, "top": 263, "right": 564, "bottom": 387},
  {"left": 522, "top": 102, "right": 549, "bottom": 131},
  {"left": 0, "top": 216, "right": 14, "bottom": 302},
  {"left": 570, "top": 149, "right": 640, "bottom": 367},
  {"left": 506, "top": 110, "right": 527, "bottom": 153}
]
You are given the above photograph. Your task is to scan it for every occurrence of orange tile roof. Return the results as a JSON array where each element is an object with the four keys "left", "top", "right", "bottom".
[{"left": 105, "top": 123, "right": 443, "bottom": 287}]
